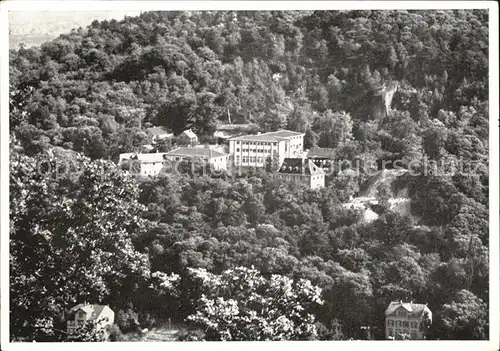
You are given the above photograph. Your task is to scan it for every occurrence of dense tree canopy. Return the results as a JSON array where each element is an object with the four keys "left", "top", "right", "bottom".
[
  {"left": 182, "top": 267, "right": 323, "bottom": 341},
  {"left": 9, "top": 10, "right": 489, "bottom": 341}
]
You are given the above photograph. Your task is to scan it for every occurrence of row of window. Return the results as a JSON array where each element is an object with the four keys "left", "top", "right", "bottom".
[
  {"left": 134, "top": 156, "right": 225, "bottom": 164},
  {"left": 236, "top": 148, "right": 274, "bottom": 153},
  {"left": 280, "top": 175, "right": 306, "bottom": 181},
  {"left": 235, "top": 141, "right": 278, "bottom": 146},
  {"left": 387, "top": 320, "right": 419, "bottom": 329},
  {"left": 396, "top": 310, "right": 407, "bottom": 317},
  {"left": 237, "top": 156, "right": 265, "bottom": 163},
  {"left": 279, "top": 175, "right": 323, "bottom": 181}
]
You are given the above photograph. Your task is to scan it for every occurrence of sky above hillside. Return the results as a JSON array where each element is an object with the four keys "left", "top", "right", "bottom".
[{"left": 9, "top": 11, "right": 142, "bottom": 49}]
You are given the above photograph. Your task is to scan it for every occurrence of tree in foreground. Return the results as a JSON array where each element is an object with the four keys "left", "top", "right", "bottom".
[
  {"left": 9, "top": 149, "right": 150, "bottom": 340},
  {"left": 65, "top": 318, "right": 111, "bottom": 342},
  {"left": 182, "top": 266, "right": 324, "bottom": 341},
  {"left": 432, "top": 289, "right": 489, "bottom": 340}
]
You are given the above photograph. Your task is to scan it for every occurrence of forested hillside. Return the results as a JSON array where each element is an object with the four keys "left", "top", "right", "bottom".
[{"left": 9, "top": 10, "right": 489, "bottom": 341}]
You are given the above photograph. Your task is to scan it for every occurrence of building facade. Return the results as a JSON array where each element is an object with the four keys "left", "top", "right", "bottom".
[
  {"left": 119, "top": 152, "right": 168, "bottom": 176},
  {"left": 228, "top": 130, "right": 304, "bottom": 168},
  {"left": 119, "top": 146, "right": 229, "bottom": 176},
  {"left": 384, "top": 301, "right": 432, "bottom": 340},
  {"left": 67, "top": 304, "right": 115, "bottom": 336},
  {"left": 306, "top": 147, "right": 336, "bottom": 174},
  {"left": 177, "top": 129, "right": 198, "bottom": 146},
  {"left": 276, "top": 158, "right": 325, "bottom": 189},
  {"left": 163, "top": 146, "right": 229, "bottom": 171}
]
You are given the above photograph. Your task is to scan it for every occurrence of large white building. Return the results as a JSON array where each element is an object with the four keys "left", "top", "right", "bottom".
[{"left": 228, "top": 130, "right": 304, "bottom": 168}]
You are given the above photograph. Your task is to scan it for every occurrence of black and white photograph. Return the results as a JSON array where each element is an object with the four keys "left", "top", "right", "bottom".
[{"left": 0, "top": 1, "right": 498, "bottom": 349}]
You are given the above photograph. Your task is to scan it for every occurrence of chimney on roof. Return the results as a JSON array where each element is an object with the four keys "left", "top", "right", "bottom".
[{"left": 400, "top": 300, "right": 403, "bottom": 305}]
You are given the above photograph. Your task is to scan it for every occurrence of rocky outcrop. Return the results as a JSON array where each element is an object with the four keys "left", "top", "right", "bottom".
[
  {"left": 342, "top": 169, "right": 410, "bottom": 223},
  {"left": 372, "top": 81, "right": 399, "bottom": 119}
]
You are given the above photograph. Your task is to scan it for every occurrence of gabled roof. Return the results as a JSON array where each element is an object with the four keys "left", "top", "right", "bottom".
[
  {"left": 278, "top": 158, "right": 325, "bottom": 175},
  {"left": 146, "top": 126, "right": 172, "bottom": 137},
  {"left": 69, "top": 304, "right": 110, "bottom": 321},
  {"left": 385, "top": 301, "right": 431, "bottom": 318},
  {"left": 70, "top": 304, "right": 93, "bottom": 315},
  {"left": 307, "top": 147, "right": 336, "bottom": 159},
  {"left": 86, "top": 305, "right": 107, "bottom": 321},
  {"left": 179, "top": 129, "right": 197, "bottom": 138},
  {"left": 164, "top": 147, "right": 227, "bottom": 158}
]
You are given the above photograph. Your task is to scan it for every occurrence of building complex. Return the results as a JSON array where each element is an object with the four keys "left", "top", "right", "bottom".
[
  {"left": 228, "top": 130, "right": 305, "bottom": 168},
  {"left": 119, "top": 146, "right": 229, "bottom": 176}
]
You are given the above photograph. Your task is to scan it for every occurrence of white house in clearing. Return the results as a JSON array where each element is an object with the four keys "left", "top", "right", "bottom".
[
  {"left": 66, "top": 303, "right": 114, "bottom": 336},
  {"left": 385, "top": 300, "right": 432, "bottom": 340}
]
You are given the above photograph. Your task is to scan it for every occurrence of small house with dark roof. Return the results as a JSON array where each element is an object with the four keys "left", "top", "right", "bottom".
[
  {"left": 385, "top": 300, "right": 432, "bottom": 340},
  {"left": 276, "top": 158, "right": 325, "bottom": 189},
  {"left": 146, "top": 126, "right": 174, "bottom": 144},
  {"left": 177, "top": 129, "right": 199, "bottom": 146},
  {"left": 66, "top": 303, "right": 115, "bottom": 336},
  {"left": 307, "top": 147, "right": 336, "bottom": 173}
]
